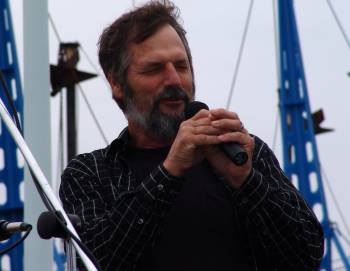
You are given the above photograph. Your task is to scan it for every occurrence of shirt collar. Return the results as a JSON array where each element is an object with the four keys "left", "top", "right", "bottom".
[{"left": 105, "top": 127, "right": 130, "bottom": 160}]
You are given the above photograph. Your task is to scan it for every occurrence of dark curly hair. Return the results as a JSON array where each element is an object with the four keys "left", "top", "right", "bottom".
[{"left": 98, "top": 0, "right": 194, "bottom": 110}]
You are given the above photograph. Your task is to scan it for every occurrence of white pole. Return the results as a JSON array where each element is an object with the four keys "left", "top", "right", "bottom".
[{"left": 0, "top": 100, "right": 97, "bottom": 271}]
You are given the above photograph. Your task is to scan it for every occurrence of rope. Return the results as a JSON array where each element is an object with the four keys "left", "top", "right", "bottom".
[
  {"left": 326, "top": 0, "right": 350, "bottom": 50},
  {"left": 48, "top": 12, "right": 109, "bottom": 146},
  {"left": 321, "top": 165, "right": 350, "bottom": 238},
  {"left": 226, "top": 0, "right": 255, "bottom": 109},
  {"left": 48, "top": 13, "right": 62, "bottom": 43},
  {"left": 271, "top": 107, "right": 279, "bottom": 152},
  {"left": 79, "top": 45, "right": 111, "bottom": 91},
  {"left": 77, "top": 84, "right": 109, "bottom": 145}
]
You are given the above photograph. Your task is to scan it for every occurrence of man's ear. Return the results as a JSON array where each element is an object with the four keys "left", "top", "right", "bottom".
[{"left": 108, "top": 74, "right": 124, "bottom": 100}]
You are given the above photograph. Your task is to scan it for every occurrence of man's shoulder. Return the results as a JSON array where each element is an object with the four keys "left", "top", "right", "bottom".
[{"left": 62, "top": 146, "right": 110, "bottom": 178}]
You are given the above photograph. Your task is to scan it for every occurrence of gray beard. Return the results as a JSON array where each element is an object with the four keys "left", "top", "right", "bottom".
[
  {"left": 124, "top": 86, "right": 188, "bottom": 142},
  {"left": 125, "top": 102, "right": 184, "bottom": 142}
]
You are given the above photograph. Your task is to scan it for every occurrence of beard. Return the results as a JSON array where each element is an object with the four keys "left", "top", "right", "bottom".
[{"left": 123, "top": 84, "right": 191, "bottom": 142}]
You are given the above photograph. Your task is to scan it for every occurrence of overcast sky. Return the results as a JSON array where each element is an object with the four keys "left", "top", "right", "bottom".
[{"left": 10, "top": 0, "right": 350, "bottom": 262}]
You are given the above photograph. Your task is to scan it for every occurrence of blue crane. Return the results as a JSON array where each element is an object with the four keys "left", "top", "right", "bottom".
[
  {"left": 277, "top": 0, "right": 350, "bottom": 270},
  {"left": 0, "top": 0, "right": 24, "bottom": 270}
]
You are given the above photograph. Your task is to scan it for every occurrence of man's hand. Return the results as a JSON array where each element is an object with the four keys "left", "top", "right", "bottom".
[
  {"left": 163, "top": 109, "right": 222, "bottom": 177},
  {"left": 204, "top": 109, "right": 255, "bottom": 189}
]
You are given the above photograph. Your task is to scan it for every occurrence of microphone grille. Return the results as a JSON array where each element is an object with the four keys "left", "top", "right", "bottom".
[{"left": 185, "top": 101, "right": 209, "bottom": 119}]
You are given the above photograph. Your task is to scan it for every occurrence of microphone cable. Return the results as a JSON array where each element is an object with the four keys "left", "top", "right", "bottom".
[
  {"left": 0, "top": 224, "right": 32, "bottom": 256},
  {"left": 0, "top": 70, "right": 101, "bottom": 270}
]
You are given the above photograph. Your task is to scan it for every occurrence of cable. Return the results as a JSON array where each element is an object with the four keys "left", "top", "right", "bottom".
[
  {"left": 271, "top": 107, "right": 279, "bottom": 152},
  {"left": 48, "top": 13, "right": 109, "bottom": 145},
  {"left": 271, "top": 0, "right": 281, "bottom": 152},
  {"left": 272, "top": 0, "right": 281, "bottom": 87},
  {"left": 77, "top": 84, "right": 109, "bottom": 145},
  {"left": 334, "top": 223, "right": 350, "bottom": 247},
  {"left": 226, "top": 0, "right": 255, "bottom": 110},
  {"left": 325, "top": 0, "right": 350, "bottom": 50},
  {"left": 48, "top": 13, "right": 62, "bottom": 43},
  {"left": 321, "top": 165, "right": 350, "bottom": 238},
  {"left": 0, "top": 225, "right": 32, "bottom": 255},
  {"left": 79, "top": 45, "right": 112, "bottom": 92}
]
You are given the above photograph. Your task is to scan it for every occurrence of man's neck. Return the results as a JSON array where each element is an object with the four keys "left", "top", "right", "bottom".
[{"left": 128, "top": 123, "right": 172, "bottom": 149}]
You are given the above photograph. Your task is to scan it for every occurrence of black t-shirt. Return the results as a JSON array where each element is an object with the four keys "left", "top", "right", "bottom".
[{"left": 125, "top": 146, "right": 250, "bottom": 271}]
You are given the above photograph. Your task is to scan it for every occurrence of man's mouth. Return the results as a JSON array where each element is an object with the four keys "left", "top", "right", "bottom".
[{"left": 161, "top": 99, "right": 184, "bottom": 106}]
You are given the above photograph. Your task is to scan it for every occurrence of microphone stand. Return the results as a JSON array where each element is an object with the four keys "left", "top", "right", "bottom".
[
  {"left": 66, "top": 239, "right": 77, "bottom": 271},
  {"left": 0, "top": 98, "right": 98, "bottom": 270}
]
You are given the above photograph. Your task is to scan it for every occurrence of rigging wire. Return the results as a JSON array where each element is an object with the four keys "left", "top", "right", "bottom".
[
  {"left": 273, "top": 1, "right": 350, "bottom": 241},
  {"left": 271, "top": 0, "right": 281, "bottom": 152},
  {"left": 325, "top": 0, "right": 350, "bottom": 50},
  {"left": 334, "top": 226, "right": 350, "bottom": 247},
  {"left": 77, "top": 83, "right": 109, "bottom": 145},
  {"left": 321, "top": 164, "right": 350, "bottom": 238},
  {"left": 48, "top": 13, "right": 62, "bottom": 43},
  {"left": 271, "top": 108, "right": 279, "bottom": 152},
  {"left": 79, "top": 45, "right": 112, "bottom": 91},
  {"left": 0, "top": 69, "right": 101, "bottom": 270},
  {"left": 225, "top": 0, "right": 255, "bottom": 110},
  {"left": 48, "top": 12, "right": 109, "bottom": 146}
]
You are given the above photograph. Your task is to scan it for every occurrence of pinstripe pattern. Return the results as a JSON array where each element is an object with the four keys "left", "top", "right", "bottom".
[{"left": 59, "top": 129, "right": 324, "bottom": 270}]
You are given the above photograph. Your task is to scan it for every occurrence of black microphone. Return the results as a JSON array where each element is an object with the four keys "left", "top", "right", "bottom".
[
  {"left": 37, "top": 211, "right": 81, "bottom": 240},
  {"left": 0, "top": 220, "right": 32, "bottom": 241},
  {"left": 185, "top": 101, "right": 248, "bottom": 166}
]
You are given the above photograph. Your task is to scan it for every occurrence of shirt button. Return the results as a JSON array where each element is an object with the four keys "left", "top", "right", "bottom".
[
  {"left": 137, "top": 218, "right": 144, "bottom": 225},
  {"left": 241, "top": 197, "right": 249, "bottom": 204},
  {"left": 157, "top": 184, "right": 164, "bottom": 191}
]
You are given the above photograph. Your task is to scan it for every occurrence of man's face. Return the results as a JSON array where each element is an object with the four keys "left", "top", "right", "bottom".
[{"left": 114, "top": 24, "right": 194, "bottom": 141}]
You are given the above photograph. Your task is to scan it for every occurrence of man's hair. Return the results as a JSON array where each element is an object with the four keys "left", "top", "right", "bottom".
[{"left": 98, "top": 0, "right": 194, "bottom": 110}]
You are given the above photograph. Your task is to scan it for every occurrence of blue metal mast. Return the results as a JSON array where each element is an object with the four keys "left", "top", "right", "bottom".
[
  {"left": 277, "top": 1, "right": 350, "bottom": 270},
  {"left": 0, "top": 0, "right": 24, "bottom": 270}
]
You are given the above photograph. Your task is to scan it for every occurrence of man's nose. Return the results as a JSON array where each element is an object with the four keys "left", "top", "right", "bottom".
[{"left": 164, "top": 63, "right": 181, "bottom": 86}]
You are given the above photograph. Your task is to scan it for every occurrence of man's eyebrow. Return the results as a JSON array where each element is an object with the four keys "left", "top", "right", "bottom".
[
  {"left": 174, "top": 59, "right": 189, "bottom": 65},
  {"left": 138, "top": 61, "right": 163, "bottom": 70}
]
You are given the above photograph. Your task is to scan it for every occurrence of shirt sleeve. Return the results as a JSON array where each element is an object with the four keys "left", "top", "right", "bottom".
[
  {"left": 231, "top": 136, "right": 324, "bottom": 271},
  {"left": 59, "top": 154, "right": 182, "bottom": 271}
]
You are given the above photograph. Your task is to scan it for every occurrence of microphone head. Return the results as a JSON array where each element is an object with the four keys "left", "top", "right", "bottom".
[
  {"left": 37, "top": 211, "right": 81, "bottom": 240},
  {"left": 37, "top": 211, "right": 58, "bottom": 239},
  {"left": 185, "top": 101, "right": 209, "bottom": 119}
]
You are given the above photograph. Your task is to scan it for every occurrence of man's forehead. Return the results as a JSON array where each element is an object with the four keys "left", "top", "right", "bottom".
[{"left": 128, "top": 24, "right": 188, "bottom": 64}]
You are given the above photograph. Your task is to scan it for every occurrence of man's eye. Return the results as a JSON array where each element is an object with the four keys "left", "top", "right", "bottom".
[
  {"left": 176, "top": 65, "right": 189, "bottom": 71},
  {"left": 142, "top": 65, "right": 162, "bottom": 74},
  {"left": 175, "top": 62, "right": 189, "bottom": 71}
]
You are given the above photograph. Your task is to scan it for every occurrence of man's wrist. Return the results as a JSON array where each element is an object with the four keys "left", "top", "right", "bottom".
[{"left": 163, "top": 159, "right": 185, "bottom": 177}]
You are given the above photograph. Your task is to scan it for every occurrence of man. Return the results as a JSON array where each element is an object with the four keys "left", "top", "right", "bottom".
[{"left": 60, "top": 1, "right": 324, "bottom": 270}]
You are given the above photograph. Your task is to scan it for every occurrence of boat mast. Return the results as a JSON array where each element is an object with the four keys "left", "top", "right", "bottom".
[{"left": 277, "top": 0, "right": 350, "bottom": 270}]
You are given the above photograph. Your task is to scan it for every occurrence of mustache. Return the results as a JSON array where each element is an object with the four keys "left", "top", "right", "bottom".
[{"left": 153, "top": 86, "right": 189, "bottom": 106}]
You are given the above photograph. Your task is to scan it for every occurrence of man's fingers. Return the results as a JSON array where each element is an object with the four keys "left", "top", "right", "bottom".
[
  {"left": 209, "top": 108, "right": 239, "bottom": 120},
  {"left": 191, "top": 109, "right": 210, "bottom": 120},
  {"left": 192, "top": 134, "right": 222, "bottom": 146},
  {"left": 218, "top": 131, "right": 252, "bottom": 146},
  {"left": 211, "top": 119, "right": 243, "bottom": 132}
]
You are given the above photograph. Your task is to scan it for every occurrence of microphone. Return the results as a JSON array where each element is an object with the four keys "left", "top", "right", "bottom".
[
  {"left": 185, "top": 101, "right": 248, "bottom": 166},
  {"left": 37, "top": 211, "right": 81, "bottom": 240},
  {"left": 0, "top": 220, "right": 32, "bottom": 241}
]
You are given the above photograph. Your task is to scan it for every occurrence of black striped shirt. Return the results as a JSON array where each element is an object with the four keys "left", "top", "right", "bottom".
[{"left": 59, "top": 128, "right": 324, "bottom": 270}]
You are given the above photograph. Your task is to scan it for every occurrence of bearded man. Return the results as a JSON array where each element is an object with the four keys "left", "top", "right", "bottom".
[{"left": 60, "top": 1, "right": 324, "bottom": 270}]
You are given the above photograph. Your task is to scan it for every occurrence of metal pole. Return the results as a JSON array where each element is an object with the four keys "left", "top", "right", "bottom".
[{"left": 66, "top": 85, "right": 77, "bottom": 161}]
